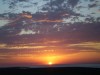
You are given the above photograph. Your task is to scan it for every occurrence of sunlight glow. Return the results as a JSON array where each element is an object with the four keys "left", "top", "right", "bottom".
[{"left": 48, "top": 62, "right": 52, "bottom": 65}]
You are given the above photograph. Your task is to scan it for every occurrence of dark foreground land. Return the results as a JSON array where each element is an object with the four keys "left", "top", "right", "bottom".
[{"left": 0, "top": 67, "right": 100, "bottom": 75}]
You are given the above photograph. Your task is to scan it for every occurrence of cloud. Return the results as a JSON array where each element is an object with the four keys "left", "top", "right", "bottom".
[
  {"left": 76, "top": 6, "right": 86, "bottom": 10},
  {"left": 88, "top": 3, "right": 97, "bottom": 8},
  {"left": 67, "top": 0, "right": 79, "bottom": 8},
  {"left": 0, "top": 19, "right": 10, "bottom": 27},
  {"left": 0, "top": 40, "right": 100, "bottom": 62},
  {"left": 68, "top": 42, "right": 100, "bottom": 52},
  {"left": 90, "top": 0, "right": 95, "bottom": 2},
  {"left": 0, "top": 41, "right": 100, "bottom": 56},
  {"left": 31, "top": 19, "right": 63, "bottom": 23}
]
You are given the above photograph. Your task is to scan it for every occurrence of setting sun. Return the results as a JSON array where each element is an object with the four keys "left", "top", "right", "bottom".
[{"left": 48, "top": 62, "right": 52, "bottom": 65}]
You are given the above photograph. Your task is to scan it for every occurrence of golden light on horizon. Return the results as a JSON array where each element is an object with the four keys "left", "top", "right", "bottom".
[
  {"left": 0, "top": 50, "right": 100, "bottom": 67},
  {"left": 48, "top": 62, "right": 52, "bottom": 65}
]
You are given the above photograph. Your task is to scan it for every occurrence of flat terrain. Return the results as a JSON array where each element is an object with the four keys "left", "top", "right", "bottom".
[{"left": 0, "top": 67, "right": 100, "bottom": 75}]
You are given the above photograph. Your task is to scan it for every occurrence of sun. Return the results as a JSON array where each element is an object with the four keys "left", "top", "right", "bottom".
[{"left": 48, "top": 62, "right": 52, "bottom": 65}]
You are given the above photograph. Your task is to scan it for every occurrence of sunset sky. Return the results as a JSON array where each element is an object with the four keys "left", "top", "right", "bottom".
[{"left": 0, "top": 0, "right": 100, "bottom": 67}]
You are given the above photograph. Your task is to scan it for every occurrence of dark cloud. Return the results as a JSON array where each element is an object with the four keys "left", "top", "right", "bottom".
[
  {"left": 76, "top": 6, "right": 86, "bottom": 10},
  {"left": 3, "top": 0, "right": 31, "bottom": 9},
  {"left": 90, "top": 0, "right": 95, "bottom": 2},
  {"left": 67, "top": 0, "right": 79, "bottom": 8},
  {"left": 0, "top": 0, "right": 100, "bottom": 45},
  {"left": 18, "top": 0, "right": 29, "bottom": 2},
  {"left": 88, "top": 3, "right": 97, "bottom": 8},
  {"left": 0, "top": 22, "right": 100, "bottom": 43}
]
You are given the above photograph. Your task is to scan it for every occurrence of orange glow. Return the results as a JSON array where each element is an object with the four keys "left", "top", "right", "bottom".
[
  {"left": 21, "top": 13, "right": 32, "bottom": 19},
  {"left": 22, "top": 14, "right": 32, "bottom": 19},
  {"left": 32, "top": 19, "right": 63, "bottom": 23},
  {"left": 0, "top": 51, "right": 100, "bottom": 66},
  {"left": 48, "top": 62, "right": 52, "bottom": 65}
]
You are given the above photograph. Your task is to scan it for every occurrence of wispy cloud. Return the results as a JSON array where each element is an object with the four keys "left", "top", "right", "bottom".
[{"left": 68, "top": 42, "right": 100, "bottom": 52}]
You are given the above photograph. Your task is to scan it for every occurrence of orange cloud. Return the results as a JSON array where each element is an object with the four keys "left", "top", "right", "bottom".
[
  {"left": 32, "top": 19, "right": 63, "bottom": 23},
  {"left": 21, "top": 14, "right": 32, "bottom": 19}
]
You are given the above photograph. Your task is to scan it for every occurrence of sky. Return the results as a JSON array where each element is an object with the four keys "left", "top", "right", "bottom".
[
  {"left": 0, "top": 0, "right": 100, "bottom": 67},
  {"left": 0, "top": 0, "right": 47, "bottom": 14},
  {"left": 0, "top": 0, "right": 100, "bottom": 26},
  {"left": 0, "top": 0, "right": 100, "bottom": 16}
]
